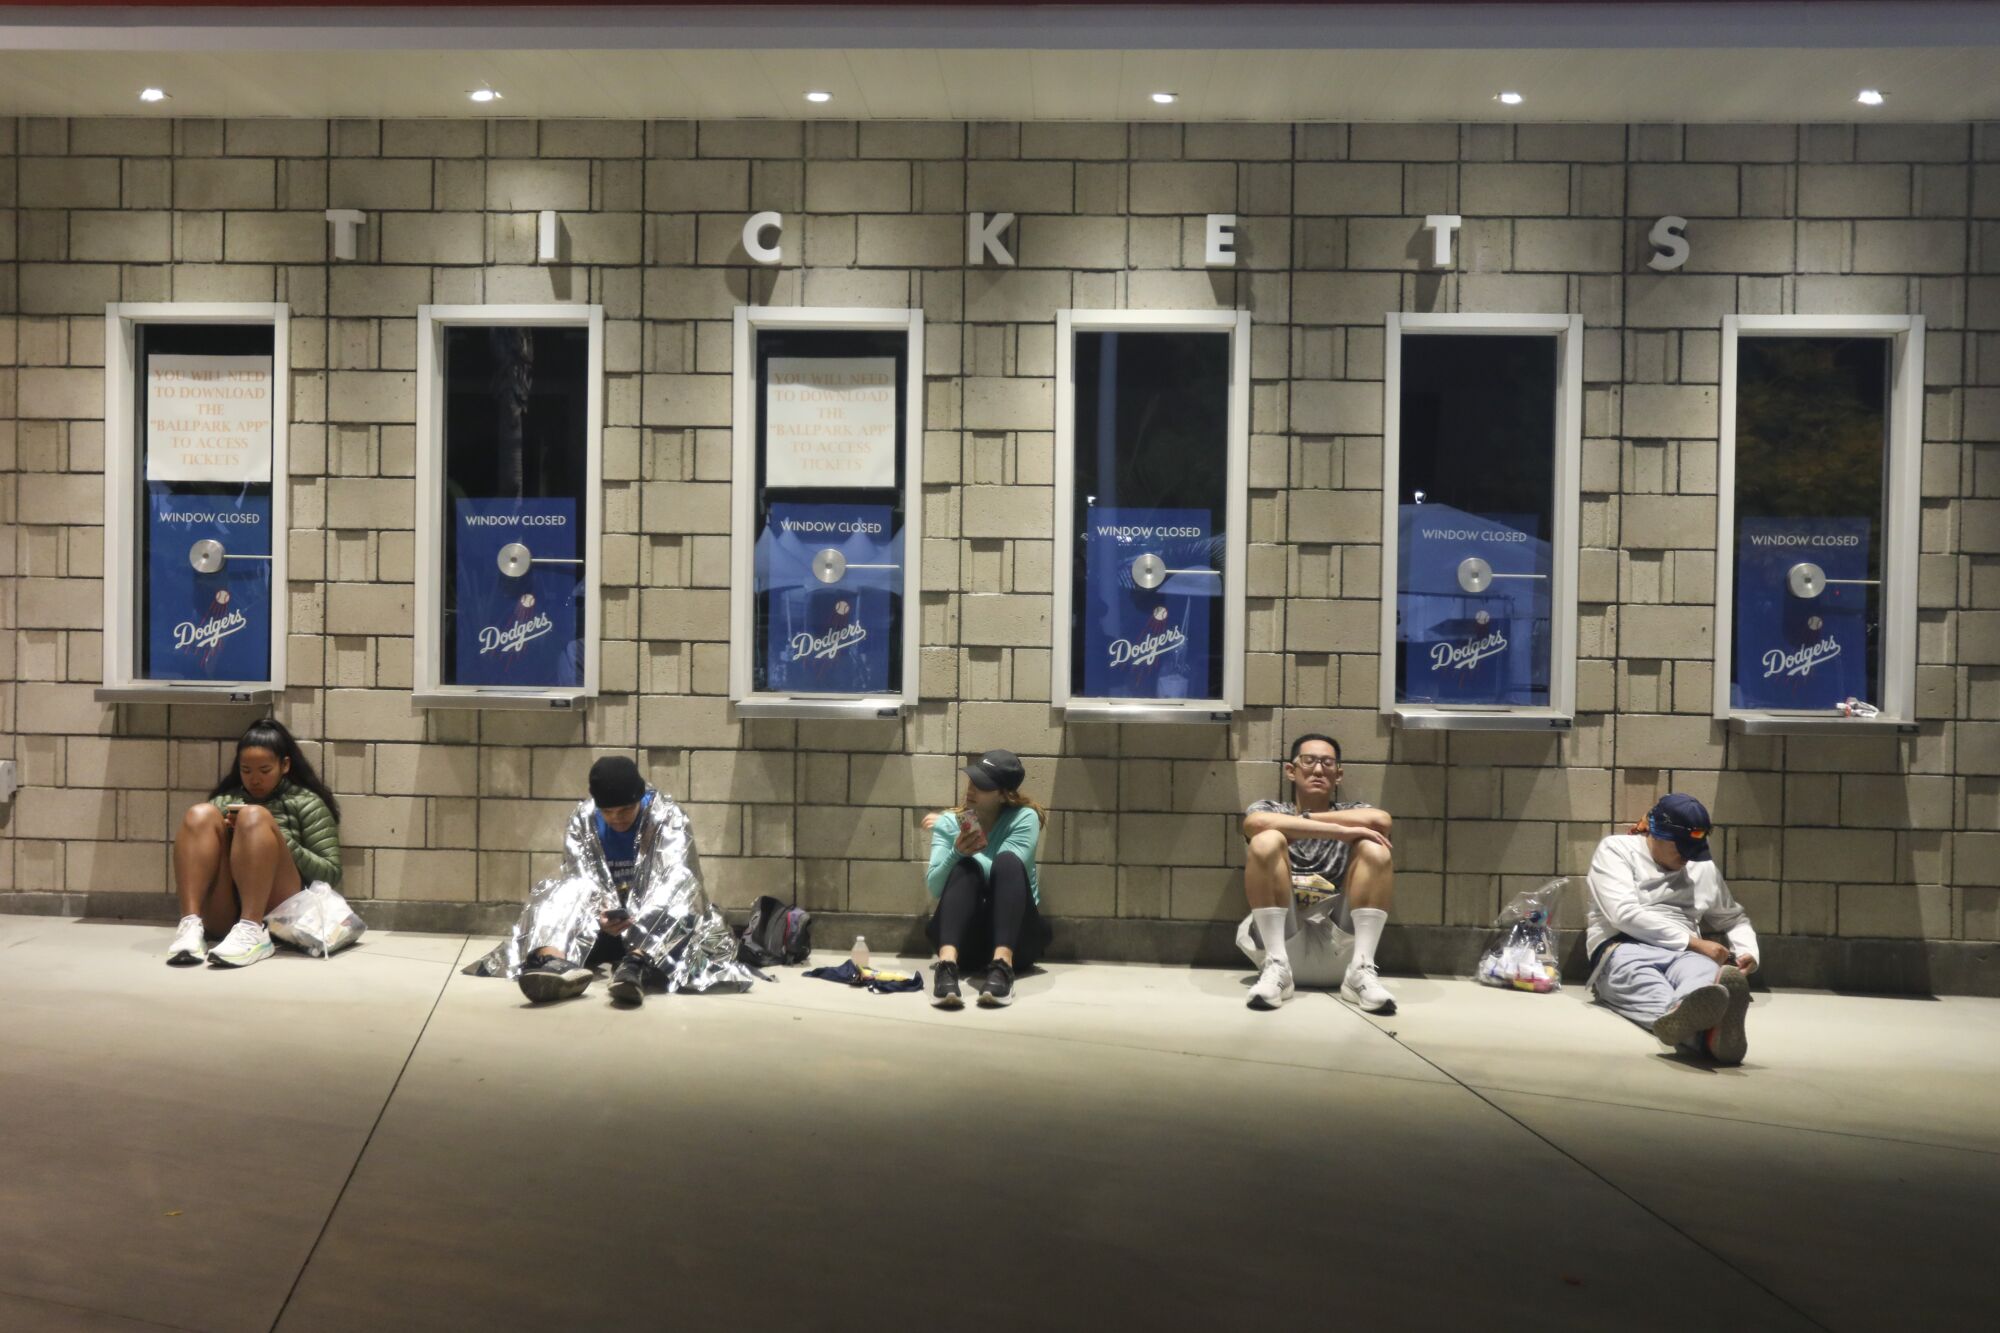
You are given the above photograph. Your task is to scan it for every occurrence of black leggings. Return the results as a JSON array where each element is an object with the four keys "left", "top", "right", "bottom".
[{"left": 935, "top": 852, "right": 1031, "bottom": 957}]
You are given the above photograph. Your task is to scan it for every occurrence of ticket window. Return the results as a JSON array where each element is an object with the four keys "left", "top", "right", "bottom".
[
  {"left": 729, "top": 307, "right": 924, "bottom": 718},
  {"left": 1717, "top": 317, "right": 1922, "bottom": 729},
  {"left": 1053, "top": 311, "right": 1250, "bottom": 721},
  {"left": 100, "top": 303, "right": 290, "bottom": 702},
  {"left": 1380, "top": 315, "right": 1581, "bottom": 729},
  {"left": 415, "top": 306, "right": 604, "bottom": 707}
]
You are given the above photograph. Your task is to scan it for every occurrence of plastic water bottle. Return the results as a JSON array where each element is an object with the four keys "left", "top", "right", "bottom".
[{"left": 850, "top": 935, "right": 871, "bottom": 970}]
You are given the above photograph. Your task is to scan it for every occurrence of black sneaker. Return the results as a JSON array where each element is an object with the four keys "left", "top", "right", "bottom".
[
  {"left": 978, "top": 958, "right": 1015, "bottom": 1008},
  {"left": 518, "top": 954, "right": 593, "bottom": 1004},
  {"left": 608, "top": 954, "right": 651, "bottom": 1006},
  {"left": 931, "top": 960, "right": 963, "bottom": 1010}
]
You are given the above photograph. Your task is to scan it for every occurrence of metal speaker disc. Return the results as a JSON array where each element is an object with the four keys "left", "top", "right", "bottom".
[
  {"left": 1787, "top": 561, "right": 1826, "bottom": 599},
  {"left": 1457, "top": 556, "right": 1494, "bottom": 594},
  {"left": 497, "top": 542, "right": 534, "bottom": 578},
  {"left": 1131, "top": 553, "right": 1167, "bottom": 590},
  {"left": 189, "top": 539, "right": 227, "bottom": 575},
  {"left": 812, "top": 548, "right": 848, "bottom": 584}
]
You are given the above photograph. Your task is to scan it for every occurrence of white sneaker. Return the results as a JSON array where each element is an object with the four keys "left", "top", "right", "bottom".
[
  {"left": 167, "top": 914, "right": 208, "bottom": 967},
  {"left": 1341, "top": 962, "right": 1397, "bottom": 1015},
  {"left": 1247, "top": 958, "right": 1295, "bottom": 1010},
  {"left": 209, "top": 920, "right": 273, "bottom": 968}
]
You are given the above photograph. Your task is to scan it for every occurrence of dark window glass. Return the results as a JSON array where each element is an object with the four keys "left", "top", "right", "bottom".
[
  {"left": 1069, "top": 330, "right": 1231, "bottom": 701},
  {"left": 441, "top": 326, "right": 590, "bottom": 688},
  {"left": 752, "top": 328, "right": 908, "bottom": 695},
  {"left": 135, "top": 323, "right": 276, "bottom": 682},
  {"left": 1394, "top": 334, "right": 1557, "bottom": 706},
  {"left": 1729, "top": 337, "right": 1889, "bottom": 710}
]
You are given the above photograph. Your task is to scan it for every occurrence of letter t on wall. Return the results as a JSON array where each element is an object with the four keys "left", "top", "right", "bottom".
[
  {"left": 1423, "top": 214, "right": 1461, "bottom": 268},
  {"left": 324, "top": 209, "right": 365, "bottom": 261}
]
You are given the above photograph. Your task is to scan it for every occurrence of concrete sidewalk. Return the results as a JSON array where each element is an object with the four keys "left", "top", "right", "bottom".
[{"left": 2, "top": 914, "right": 1993, "bottom": 1333}]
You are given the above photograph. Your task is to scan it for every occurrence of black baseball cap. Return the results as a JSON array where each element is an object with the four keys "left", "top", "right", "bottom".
[
  {"left": 588, "top": 755, "right": 647, "bottom": 809},
  {"left": 1647, "top": 793, "right": 1713, "bottom": 862},
  {"left": 962, "top": 749, "right": 1026, "bottom": 793}
]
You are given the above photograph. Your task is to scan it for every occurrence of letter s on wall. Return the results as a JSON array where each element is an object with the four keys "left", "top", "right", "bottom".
[{"left": 1648, "top": 215, "right": 1690, "bottom": 272}]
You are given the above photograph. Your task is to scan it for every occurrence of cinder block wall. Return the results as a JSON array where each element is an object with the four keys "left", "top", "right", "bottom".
[{"left": 2, "top": 115, "right": 1997, "bottom": 958}]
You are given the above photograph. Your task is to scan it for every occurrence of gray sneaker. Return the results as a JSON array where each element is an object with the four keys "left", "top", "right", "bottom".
[
  {"left": 517, "top": 955, "right": 593, "bottom": 1004},
  {"left": 1707, "top": 965, "right": 1751, "bottom": 1065},
  {"left": 1652, "top": 983, "right": 1731, "bottom": 1049},
  {"left": 608, "top": 953, "right": 652, "bottom": 1006}
]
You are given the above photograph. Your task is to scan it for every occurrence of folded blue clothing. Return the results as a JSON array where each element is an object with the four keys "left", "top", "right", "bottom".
[{"left": 802, "top": 960, "right": 924, "bottom": 993}]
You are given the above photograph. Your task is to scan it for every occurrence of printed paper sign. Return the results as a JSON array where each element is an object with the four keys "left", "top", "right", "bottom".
[
  {"left": 1732, "top": 516, "right": 1873, "bottom": 710},
  {"left": 1397, "top": 504, "right": 1551, "bottom": 706},
  {"left": 1080, "top": 506, "right": 1217, "bottom": 700},
  {"left": 764, "top": 357, "right": 898, "bottom": 490},
  {"left": 452, "top": 498, "right": 582, "bottom": 687},
  {"left": 755, "top": 502, "right": 899, "bottom": 694},
  {"left": 145, "top": 489, "right": 272, "bottom": 682},
  {"left": 145, "top": 354, "right": 275, "bottom": 484}
]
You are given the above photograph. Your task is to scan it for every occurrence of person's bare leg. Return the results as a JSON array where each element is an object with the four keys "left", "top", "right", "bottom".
[
  {"left": 1244, "top": 830, "right": 1292, "bottom": 910},
  {"left": 201, "top": 851, "right": 240, "bottom": 938},
  {"left": 227, "top": 806, "right": 301, "bottom": 924},
  {"left": 993, "top": 946, "right": 1014, "bottom": 965},
  {"left": 1345, "top": 840, "right": 1395, "bottom": 911},
  {"left": 174, "top": 805, "right": 227, "bottom": 920},
  {"left": 938, "top": 944, "right": 959, "bottom": 964}
]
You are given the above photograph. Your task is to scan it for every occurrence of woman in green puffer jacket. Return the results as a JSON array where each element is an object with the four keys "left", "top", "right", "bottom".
[{"left": 167, "top": 719, "right": 344, "bottom": 970}]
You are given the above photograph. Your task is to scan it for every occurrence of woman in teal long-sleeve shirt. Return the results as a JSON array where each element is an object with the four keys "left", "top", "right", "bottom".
[{"left": 921, "top": 749, "right": 1052, "bottom": 1010}]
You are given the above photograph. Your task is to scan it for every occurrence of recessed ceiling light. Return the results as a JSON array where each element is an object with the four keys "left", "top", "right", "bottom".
[
  {"left": 1151, "top": 92, "right": 1178, "bottom": 105},
  {"left": 1857, "top": 88, "right": 1885, "bottom": 106},
  {"left": 468, "top": 88, "right": 502, "bottom": 104},
  {"left": 805, "top": 91, "right": 833, "bottom": 104},
  {"left": 1496, "top": 91, "right": 1524, "bottom": 105},
  {"left": 139, "top": 87, "right": 169, "bottom": 103}
]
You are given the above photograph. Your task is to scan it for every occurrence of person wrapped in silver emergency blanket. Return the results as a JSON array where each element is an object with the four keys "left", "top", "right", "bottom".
[{"left": 466, "top": 756, "right": 754, "bottom": 1006}]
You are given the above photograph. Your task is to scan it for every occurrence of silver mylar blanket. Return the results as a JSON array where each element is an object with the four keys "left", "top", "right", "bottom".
[{"left": 466, "top": 788, "right": 754, "bottom": 992}]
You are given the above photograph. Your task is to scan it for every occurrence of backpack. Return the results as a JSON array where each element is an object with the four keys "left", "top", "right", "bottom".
[{"left": 738, "top": 895, "right": 813, "bottom": 967}]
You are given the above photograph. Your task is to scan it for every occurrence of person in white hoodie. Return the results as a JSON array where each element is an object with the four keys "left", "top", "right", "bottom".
[{"left": 1585, "top": 793, "right": 1758, "bottom": 1065}]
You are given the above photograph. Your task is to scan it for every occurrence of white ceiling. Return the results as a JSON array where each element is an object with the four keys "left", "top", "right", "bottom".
[{"left": 2, "top": 4, "right": 1998, "bottom": 123}]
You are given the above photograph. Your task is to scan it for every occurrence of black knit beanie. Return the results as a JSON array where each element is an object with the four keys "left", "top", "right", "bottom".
[{"left": 588, "top": 755, "right": 646, "bottom": 808}]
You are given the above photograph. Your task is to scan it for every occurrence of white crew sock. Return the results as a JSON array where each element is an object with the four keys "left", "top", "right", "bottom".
[
  {"left": 1253, "top": 907, "right": 1291, "bottom": 969},
  {"left": 1350, "top": 907, "right": 1388, "bottom": 972}
]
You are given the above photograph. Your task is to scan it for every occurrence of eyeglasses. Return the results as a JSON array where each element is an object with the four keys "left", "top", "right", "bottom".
[{"left": 1288, "top": 755, "right": 1339, "bottom": 771}]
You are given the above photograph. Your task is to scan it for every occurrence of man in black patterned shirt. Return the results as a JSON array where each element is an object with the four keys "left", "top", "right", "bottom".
[{"left": 1240, "top": 733, "right": 1398, "bottom": 1014}]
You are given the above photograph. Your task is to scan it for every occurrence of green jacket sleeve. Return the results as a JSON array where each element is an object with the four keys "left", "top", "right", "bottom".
[
  {"left": 975, "top": 808, "right": 1041, "bottom": 880},
  {"left": 284, "top": 789, "right": 344, "bottom": 888},
  {"left": 924, "top": 813, "right": 961, "bottom": 899}
]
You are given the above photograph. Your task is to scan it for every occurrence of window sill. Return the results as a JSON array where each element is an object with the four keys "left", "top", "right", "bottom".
[
  {"left": 733, "top": 696, "right": 909, "bottom": 721},
  {"left": 94, "top": 685, "right": 274, "bottom": 705},
  {"left": 1060, "top": 701, "right": 1234, "bottom": 725},
  {"left": 1725, "top": 713, "right": 1917, "bottom": 736},
  {"left": 412, "top": 690, "right": 589, "bottom": 711},
  {"left": 1389, "top": 707, "right": 1573, "bottom": 732}
]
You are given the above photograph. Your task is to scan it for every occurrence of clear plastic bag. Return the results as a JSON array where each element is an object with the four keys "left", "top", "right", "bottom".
[
  {"left": 1474, "top": 878, "right": 1565, "bottom": 993},
  {"left": 265, "top": 882, "right": 367, "bottom": 958}
]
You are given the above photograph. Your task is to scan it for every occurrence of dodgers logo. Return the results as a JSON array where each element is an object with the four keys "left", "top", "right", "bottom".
[
  {"left": 1430, "top": 631, "right": 1508, "bottom": 672},
  {"left": 791, "top": 616, "right": 868, "bottom": 663},
  {"left": 173, "top": 602, "right": 248, "bottom": 655},
  {"left": 1762, "top": 635, "right": 1841, "bottom": 680},
  {"left": 479, "top": 593, "right": 554, "bottom": 656}
]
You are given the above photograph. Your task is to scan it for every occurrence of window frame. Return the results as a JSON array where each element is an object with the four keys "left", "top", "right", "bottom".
[
  {"left": 1714, "top": 313, "right": 1923, "bottom": 733},
  {"left": 728, "top": 305, "right": 926, "bottom": 720},
  {"left": 98, "top": 301, "right": 292, "bottom": 704},
  {"left": 1378, "top": 312, "right": 1583, "bottom": 731},
  {"left": 1051, "top": 308, "right": 1251, "bottom": 723},
  {"left": 413, "top": 303, "right": 605, "bottom": 710}
]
